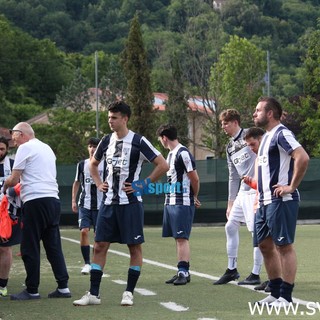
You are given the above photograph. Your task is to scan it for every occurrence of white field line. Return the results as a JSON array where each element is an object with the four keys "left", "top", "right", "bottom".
[
  {"left": 160, "top": 302, "right": 189, "bottom": 311},
  {"left": 61, "top": 236, "right": 314, "bottom": 307}
]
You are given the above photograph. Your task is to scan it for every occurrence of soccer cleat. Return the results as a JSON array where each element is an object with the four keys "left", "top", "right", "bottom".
[
  {"left": 121, "top": 291, "right": 133, "bottom": 306},
  {"left": 166, "top": 274, "right": 191, "bottom": 284},
  {"left": 48, "top": 288, "right": 71, "bottom": 298},
  {"left": 0, "top": 286, "right": 8, "bottom": 297},
  {"left": 73, "top": 292, "right": 101, "bottom": 306},
  {"left": 255, "top": 295, "right": 277, "bottom": 306},
  {"left": 269, "top": 297, "right": 291, "bottom": 307},
  {"left": 10, "top": 290, "right": 40, "bottom": 301},
  {"left": 173, "top": 272, "right": 190, "bottom": 285},
  {"left": 81, "top": 264, "right": 91, "bottom": 275},
  {"left": 265, "top": 284, "right": 271, "bottom": 293},
  {"left": 254, "top": 280, "right": 269, "bottom": 291},
  {"left": 213, "top": 268, "right": 240, "bottom": 285},
  {"left": 238, "top": 273, "right": 261, "bottom": 285}
]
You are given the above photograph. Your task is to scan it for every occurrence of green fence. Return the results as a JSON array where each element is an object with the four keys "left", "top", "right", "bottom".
[{"left": 57, "top": 158, "right": 320, "bottom": 225}]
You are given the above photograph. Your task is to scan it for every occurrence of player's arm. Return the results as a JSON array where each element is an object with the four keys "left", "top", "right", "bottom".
[
  {"left": 147, "top": 154, "right": 169, "bottom": 183},
  {"left": 273, "top": 146, "right": 309, "bottom": 197},
  {"left": 3, "top": 169, "right": 22, "bottom": 193},
  {"left": 71, "top": 181, "right": 80, "bottom": 213},
  {"left": 89, "top": 157, "right": 108, "bottom": 193},
  {"left": 187, "top": 170, "right": 201, "bottom": 208}
]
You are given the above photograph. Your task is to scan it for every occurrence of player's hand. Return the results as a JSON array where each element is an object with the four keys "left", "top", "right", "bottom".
[
  {"left": 98, "top": 182, "right": 108, "bottom": 193},
  {"left": 272, "top": 184, "right": 294, "bottom": 197},
  {"left": 194, "top": 197, "right": 201, "bottom": 208},
  {"left": 123, "top": 182, "right": 135, "bottom": 194},
  {"left": 71, "top": 201, "right": 78, "bottom": 213}
]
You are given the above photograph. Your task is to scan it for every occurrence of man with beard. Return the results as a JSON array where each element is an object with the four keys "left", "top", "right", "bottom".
[{"left": 253, "top": 97, "right": 309, "bottom": 307}]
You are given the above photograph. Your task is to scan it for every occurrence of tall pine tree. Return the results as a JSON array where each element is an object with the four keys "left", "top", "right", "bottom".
[
  {"left": 165, "top": 52, "right": 189, "bottom": 146},
  {"left": 121, "top": 13, "right": 155, "bottom": 141}
]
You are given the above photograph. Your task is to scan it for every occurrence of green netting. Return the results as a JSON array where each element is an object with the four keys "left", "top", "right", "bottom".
[{"left": 57, "top": 159, "right": 320, "bottom": 225}]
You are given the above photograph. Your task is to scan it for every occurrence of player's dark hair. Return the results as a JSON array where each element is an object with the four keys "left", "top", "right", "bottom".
[
  {"left": 219, "top": 109, "right": 241, "bottom": 125},
  {"left": 108, "top": 101, "right": 131, "bottom": 119},
  {"left": 258, "top": 96, "right": 282, "bottom": 120},
  {"left": 244, "top": 127, "right": 265, "bottom": 140},
  {"left": 156, "top": 124, "right": 178, "bottom": 141},
  {"left": 0, "top": 136, "right": 9, "bottom": 148},
  {"left": 87, "top": 137, "right": 100, "bottom": 146}
]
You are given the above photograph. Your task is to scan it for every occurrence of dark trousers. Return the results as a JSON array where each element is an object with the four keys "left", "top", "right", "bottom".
[{"left": 21, "top": 197, "right": 69, "bottom": 293}]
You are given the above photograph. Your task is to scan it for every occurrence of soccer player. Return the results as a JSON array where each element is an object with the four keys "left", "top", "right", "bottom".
[
  {"left": 243, "top": 127, "right": 271, "bottom": 293},
  {"left": 73, "top": 101, "right": 168, "bottom": 307},
  {"left": 214, "top": 109, "right": 263, "bottom": 286},
  {"left": 253, "top": 97, "right": 309, "bottom": 307},
  {"left": 72, "top": 137, "right": 106, "bottom": 275},
  {"left": 157, "top": 124, "right": 200, "bottom": 286},
  {"left": 0, "top": 136, "right": 21, "bottom": 297}
]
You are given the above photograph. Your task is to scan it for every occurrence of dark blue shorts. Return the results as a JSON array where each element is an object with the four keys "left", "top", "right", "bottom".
[
  {"left": 95, "top": 202, "right": 144, "bottom": 244},
  {"left": 78, "top": 207, "right": 98, "bottom": 231},
  {"left": 162, "top": 205, "right": 195, "bottom": 239},
  {"left": 255, "top": 200, "right": 299, "bottom": 246}
]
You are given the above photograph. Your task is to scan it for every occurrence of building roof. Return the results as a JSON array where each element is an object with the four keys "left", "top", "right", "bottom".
[{"left": 153, "top": 92, "right": 215, "bottom": 114}]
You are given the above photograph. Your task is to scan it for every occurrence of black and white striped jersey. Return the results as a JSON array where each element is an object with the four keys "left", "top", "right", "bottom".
[
  {"left": 165, "top": 144, "right": 196, "bottom": 206},
  {"left": 257, "top": 124, "right": 301, "bottom": 205},
  {"left": 74, "top": 159, "right": 106, "bottom": 210},
  {"left": 0, "top": 157, "right": 14, "bottom": 190},
  {"left": 94, "top": 130, "right": 160, "bottom": 205}
]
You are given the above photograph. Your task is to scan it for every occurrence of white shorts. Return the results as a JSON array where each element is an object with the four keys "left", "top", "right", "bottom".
[{"left": 229, "top": 191, "right": 256, "bottom": 232}]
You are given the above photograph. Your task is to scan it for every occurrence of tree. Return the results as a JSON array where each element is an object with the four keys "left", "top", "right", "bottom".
[
  {"left": 54, "top": 68, "right": 92, "bottom": 112},
  {"left": 33, "top": 108, "right": 111, "bottom": 164},
  {"left": 164, "top": 52, "right": 189, "bottom": 146},
  {"left": 121, "top": 13, "right": 155, "bottom": 141},
  {"left": 208, "top": 35, "right": 266, "bottom": 157}
]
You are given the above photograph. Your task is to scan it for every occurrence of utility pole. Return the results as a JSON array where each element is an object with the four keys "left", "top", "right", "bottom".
[
  {"left": 267, "top": 50, "right": 270, "bottom": 96},
  {"left": 95, "top": 51, "right": 99, "bottom": 138}
]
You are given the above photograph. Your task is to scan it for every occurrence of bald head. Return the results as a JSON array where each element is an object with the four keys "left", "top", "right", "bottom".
[{"left": 12, "top": 122, "right": 35, "bottom": 138}]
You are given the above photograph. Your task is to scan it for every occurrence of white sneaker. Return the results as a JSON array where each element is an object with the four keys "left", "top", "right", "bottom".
[
  {"left": 256, "top": 295, "right": 277, "bottom": 305},
  {"left": 121, "top": 291, "right": 133, "bottom": 306},
  {"left": 73, "top": 292, "right": 101, "bottom": 306},
  {"left": 81, "top": 264, "right": 91, "bottom": 275},
  {"left": 269, "top": 297, "right": 291, "bottom": 307}
]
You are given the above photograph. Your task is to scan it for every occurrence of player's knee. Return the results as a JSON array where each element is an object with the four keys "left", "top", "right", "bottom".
[{"left": 225, "top": 220, "right": 239, "bottom": 235}]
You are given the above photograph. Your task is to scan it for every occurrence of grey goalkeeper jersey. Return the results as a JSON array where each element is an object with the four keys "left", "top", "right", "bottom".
[{"left": 226, "top": 128, "right": 256, "bottom": 201}]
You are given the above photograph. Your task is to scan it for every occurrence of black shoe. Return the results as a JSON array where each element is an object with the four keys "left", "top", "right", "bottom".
[
  {"left": 213, "top": 269, "right": 240, "bottom": 285},
  {"left": 48, "top": 288, "right": 71, "bottom": 298},
  {"left": 10, "top": 290, "right": 41, "bottom": 301},
  {"left": 166, "top": 274, "right": 191, "bottom": 284},
  {"left": 265, "top": 284, "right": 271, "bottom": 293},
  {"left": 173, "top": 273, "right": 190, "bottom": 286},
  {"left": 238, "top": 273, "right": 261, "bottom": 285},
  {"left": 254, "top": 280, "right": 269, "bottom": 291}
]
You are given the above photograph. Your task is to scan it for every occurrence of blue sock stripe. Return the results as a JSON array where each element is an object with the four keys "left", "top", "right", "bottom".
[
  {"left": 91, "top": 263, "right": 102, "bottom": 271},
  {"left": 129, "top": 266, "right": 141, "bottom": 272}
]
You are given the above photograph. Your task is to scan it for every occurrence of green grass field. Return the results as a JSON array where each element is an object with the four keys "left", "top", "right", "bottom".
[{"left": 1, "top": 224, "right": 320, "bottom": 320}]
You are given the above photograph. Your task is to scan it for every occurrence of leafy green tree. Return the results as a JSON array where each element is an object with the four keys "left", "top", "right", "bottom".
[
  {"left": 207, "top": 35, "right": 266, "bottom": 157},
  {"left": 165, "top": 52, "right": 189, "bottom": 146},
  {"left": 121, "top": 13, "right": 155, "bottom": 141},
  {"left": 284, "top": 23, "right": 320, "bottom": 157},
  {"left": 54, "top": 68, "right": 92, "bottom": 112},
  {"left": 33, "top": 108, "right": 111, "bottom": 164}
]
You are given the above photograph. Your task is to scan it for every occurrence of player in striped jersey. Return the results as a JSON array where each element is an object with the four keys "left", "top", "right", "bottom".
[
  {"left": 73, "top": 101, "right": 168, "bottom": 307},
  {"left": 253, "top": 97, "right": 309, "bottom": 307},
  {"left": 214, "top": 109, "right": 264, "bottom": 286},
  {"left": 0, "top": 136, "right": 21, "bottom": 297},
  {"left": 72, "top": 137, "right": 105, "bottom": 275},
  {"left": 157, "top": 125, "right": 200, "bottom": 286}
]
